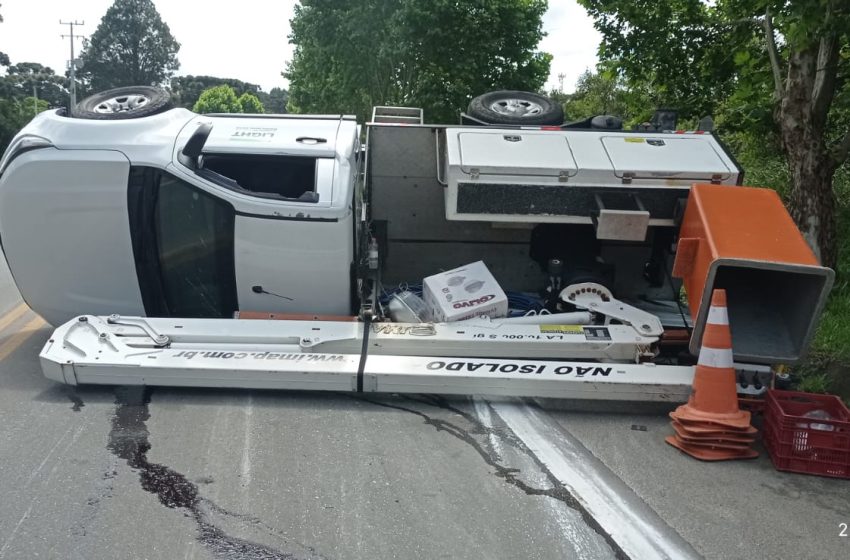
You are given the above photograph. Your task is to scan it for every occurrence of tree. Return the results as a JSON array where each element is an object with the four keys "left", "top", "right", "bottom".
[
  {"left": 3, "top": 63, "right": 68, "bottom": 108},
  {"left": 238, "top": 92, "right": 264, "bottom": 114},
  {"left": 0, "top": 57, "right": 65, "bottom": 152},
  {"left": 265, "top": 87, "right": 289, "bottom": 113},
  {"left": 170, "top": 75, "right": 263, "bottom": 109},
  {"left": 578, "top": 0, "right": 850, "bottom": 268},
  {"left": 193, "top": 85, "right": 242, "bottom": 114},
  {"left": 286, "top": 0, "right": 551, "bottom": 123},
  {"left": 561, "top": 67, "right": 654, "bottom": 125},
  {"left": 0, "top": 97, "right": 48, "bottom": 151},
  {"left": 78, "top": 0, "right": 180, "bottom": 91}
]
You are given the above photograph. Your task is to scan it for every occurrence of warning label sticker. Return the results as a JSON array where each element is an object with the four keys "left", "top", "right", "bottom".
[
  {"left": 539, "top": 325, "right": 584, "bottom": 335},
  {"left": 583, "top": 327, "right": 612, "bottom": 341},
  {"left": 624, "top": 137, "right": 645, "bottom": 143}
]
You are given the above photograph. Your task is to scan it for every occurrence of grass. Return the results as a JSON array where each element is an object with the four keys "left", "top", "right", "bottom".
[{"left": 731, "top": 138, "right": 850, "bottom": 401}]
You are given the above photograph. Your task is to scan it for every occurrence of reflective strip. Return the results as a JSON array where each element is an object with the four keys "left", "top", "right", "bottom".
[
  {"left": 698, "top": 346, "right": 734, "bottom": 368},
  {"left": 707, "top": 306, "right": 729, "bottom": 325}
]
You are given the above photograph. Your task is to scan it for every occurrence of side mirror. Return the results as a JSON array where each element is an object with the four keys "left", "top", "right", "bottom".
[{"left": 181, "top": 123, "right": 213, "bottom": 163}]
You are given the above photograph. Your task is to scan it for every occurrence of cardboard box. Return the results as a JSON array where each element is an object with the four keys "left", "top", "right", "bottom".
[{"left": 423, "top": 261, "right": 508, "bottom": 322}]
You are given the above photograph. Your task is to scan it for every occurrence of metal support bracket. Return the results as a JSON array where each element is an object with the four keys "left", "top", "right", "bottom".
[{"left": 560, "top": 283, "right": 664, "bottom": 337}]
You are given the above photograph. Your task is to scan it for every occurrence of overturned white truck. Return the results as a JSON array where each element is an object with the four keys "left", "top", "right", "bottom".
[{"left": 0, "top": 87, "right": 834, "bottom": 401}]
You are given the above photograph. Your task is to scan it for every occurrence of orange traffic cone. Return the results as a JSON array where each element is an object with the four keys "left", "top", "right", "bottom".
[{"left": 665, "top": 289, "right": 759, "bottom": 461}]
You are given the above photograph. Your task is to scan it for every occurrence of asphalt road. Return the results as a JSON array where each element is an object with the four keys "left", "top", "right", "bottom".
[{"left": 0, "top": 256, "right": 847, "bottom": 560}]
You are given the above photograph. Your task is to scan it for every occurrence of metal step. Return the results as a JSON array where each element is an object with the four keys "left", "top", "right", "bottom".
[{"left": 371, "top": 106, "right": 424, "bottom": 124}]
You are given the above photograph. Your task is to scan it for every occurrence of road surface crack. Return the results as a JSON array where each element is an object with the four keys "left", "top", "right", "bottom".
[{"left": 355, "top": 394, "right": 628, "bottom": 560}]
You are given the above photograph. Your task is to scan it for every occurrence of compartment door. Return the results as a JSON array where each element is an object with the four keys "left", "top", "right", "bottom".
[
  {"left": 458, "top": 132, "right": 577, "bottom": 178},
  {"left": 601, "top": 136, "right": 732, "bottom": 181}
]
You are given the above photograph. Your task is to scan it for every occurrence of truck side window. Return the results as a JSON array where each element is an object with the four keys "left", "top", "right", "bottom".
[
  {"left": 128, "top": 166, "right": 238, "bottom": 318},
  {"left": 201, "top": 154, "right": 318, "bottom": 200}
]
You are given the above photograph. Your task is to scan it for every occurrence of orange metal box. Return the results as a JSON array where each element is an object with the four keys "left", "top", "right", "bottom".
[{"left": 673, "top": 184, "right": 833, "bottom": 364}]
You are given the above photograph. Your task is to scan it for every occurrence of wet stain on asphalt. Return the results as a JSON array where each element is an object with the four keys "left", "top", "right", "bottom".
[
  {"left": 108, "top": 386, "right": 327, "bottom": 560},
  {"left": 356, "top": 394, "right": 629, "bottom": 560},
  {"left": 66, "top": 388, "right": 84, "bottom": 412}
]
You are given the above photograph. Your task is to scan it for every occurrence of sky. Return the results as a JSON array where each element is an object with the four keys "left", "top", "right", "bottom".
[{"left": 0, "top": 0, "right": 601, "bottom": 94}]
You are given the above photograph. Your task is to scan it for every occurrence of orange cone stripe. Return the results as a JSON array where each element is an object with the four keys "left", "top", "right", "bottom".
[
  {"left": 711, "top": 289, "right": 727, "bottom": 307},
  {"left": 702, "top": 324, "right": 732, "bottom": 348}
]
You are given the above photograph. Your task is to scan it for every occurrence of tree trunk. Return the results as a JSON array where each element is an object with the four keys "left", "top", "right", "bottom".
[
  {"left": 786, "top": 145, "right": 837, "bottom": 268},
  {"left": 777, "top": 47, "right": 839, "bottom": 269}
]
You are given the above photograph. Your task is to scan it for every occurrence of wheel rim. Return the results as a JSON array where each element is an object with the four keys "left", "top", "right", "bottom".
[
  {"left": 94, "top": 94, "right": 151, "bottom": 114},
  {"left": 489, "top": 98, "right": 543, "bottom": 117}
]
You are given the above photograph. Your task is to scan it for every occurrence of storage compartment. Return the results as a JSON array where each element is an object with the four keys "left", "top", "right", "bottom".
[
  {"left": 458, "top": 131, "right": 577, "bottom": 177},
  {"left": 443, "top": 128, "right": 740, "bottom": 224},
  {"left": 601, "top": 135, "right": 732, "bottom": 181}
]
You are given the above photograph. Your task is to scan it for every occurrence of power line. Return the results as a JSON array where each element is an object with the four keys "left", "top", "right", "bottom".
[{"left": 60, "top": 20, "right": 85, "bottom": 110}]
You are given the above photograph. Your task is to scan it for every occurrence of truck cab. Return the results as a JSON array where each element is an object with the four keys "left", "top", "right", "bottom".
[{"left": 0, "top": 110, "right": 359, "bottom": 325}]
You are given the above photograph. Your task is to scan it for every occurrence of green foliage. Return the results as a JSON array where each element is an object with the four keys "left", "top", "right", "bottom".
[
  {"left": 170, "top": 76, "right": 283, "bottom": 114},
  {"left": 2, "top": 63, "right": 68, "bottom": 109},
  {"left": 796, "top": 371, "right": 832, "bottom": 394},
  {"left": 577, "top": 0, "right": 850, "bottom": 133},
  {"left": 265, "top": 87, "right": 289, "bottom": 114},
  {"left": 79, "top": 0, "right": 180, "bottom": 91},
  {"left": 238, "top": 92, "right": 264, "bottom": 114},
  {"left": 193, "top": 85, "right": 242, "bottom": 114},
  {"left": 171, "top": 75, "right": 262, "bottom": 109},
  {"left": 0, "top": 97, "right": 49, "bottom": 151},
  {"left": 0, "top": 55, "right": 65, "bottom": 152},
  {"left": 577, "top": 0, "right": 738, "bottom": 120},
  {"left": 560, "top": 66, "right": 655, "bottom": 125},
  {"left": 286, "top": 0, "right": 551, "bottom": 123}
]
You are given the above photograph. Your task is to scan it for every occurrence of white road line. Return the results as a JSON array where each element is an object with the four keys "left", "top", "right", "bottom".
[
  {"left": 25, "top": 424, "right": 77, "bottom": 487},
  {"left": 473, "top": 398, "right": 608, "bottom": 560},
  {"left": 0, "top": 503, "right": 34, "bottom": 558},
  {"left": 472, "top": 397, "right": 503, "bottom": 460},
  {"left": 491, "top": 400, "right": 701, "bottom": 560},
  {"left": 2, "top": 418, "right": 91, "bottom": 558}
]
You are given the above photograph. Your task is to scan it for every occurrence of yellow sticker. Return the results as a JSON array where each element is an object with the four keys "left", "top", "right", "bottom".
[
  {"left": 539, "top": 325, "right": 584, "bottom": 334},
  {"left": 624, "top": 137, "right": 645, "bottom": 143}
]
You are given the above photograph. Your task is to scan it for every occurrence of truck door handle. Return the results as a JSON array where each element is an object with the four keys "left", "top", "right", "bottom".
[{"left": 296, "top": 137, "right": 327, "bottom": 145}]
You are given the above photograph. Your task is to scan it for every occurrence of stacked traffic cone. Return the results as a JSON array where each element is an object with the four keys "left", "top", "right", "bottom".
[{"left": 665, "top": 289, "right": 758, "bottom": 461}]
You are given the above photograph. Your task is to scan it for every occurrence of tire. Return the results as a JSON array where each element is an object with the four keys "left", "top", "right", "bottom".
[
  {"left": 467, "top": 90, "right": 564, "bottom": 126},
  {"left": 71, "top": 86, "right": 173, "bottom": 120}
]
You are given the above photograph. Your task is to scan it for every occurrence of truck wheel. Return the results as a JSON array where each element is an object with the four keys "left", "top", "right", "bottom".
[
  {"left": 71, "top": 86, "right": 173, "bottom": 120},
  {"left": 467, "top": 90, "right": 564, "bottom": 126}
]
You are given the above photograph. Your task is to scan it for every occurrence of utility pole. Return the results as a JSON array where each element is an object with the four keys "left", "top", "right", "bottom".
[
  {"left": 33, "top": 85, "right": 38, "bottom": 117},
  {"left": 558, "top": 73, "right": 566, "bottom": 93},
  {"left": 60, "top": 20, "right": 85, "bottom": 110}
]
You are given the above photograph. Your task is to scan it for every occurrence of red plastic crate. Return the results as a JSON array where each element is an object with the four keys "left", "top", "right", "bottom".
[{"left": 763, "top": 389, "right": 850, "bottom": 479}]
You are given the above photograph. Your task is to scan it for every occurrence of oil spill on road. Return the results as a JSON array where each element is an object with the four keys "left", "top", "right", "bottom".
[
  {"left": 65, "top": 388, "right": 84, "bottom": 412},
  {"left": 356, "top": 395, "right": 628, "bottom": 560},
  {"left": 108, "top": 386, "right": 326, "bottom": 560}
]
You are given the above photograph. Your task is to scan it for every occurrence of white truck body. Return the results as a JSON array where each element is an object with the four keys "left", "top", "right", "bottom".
[{"left": 0, "top": 102, "right": 822, "bottom": 400}]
